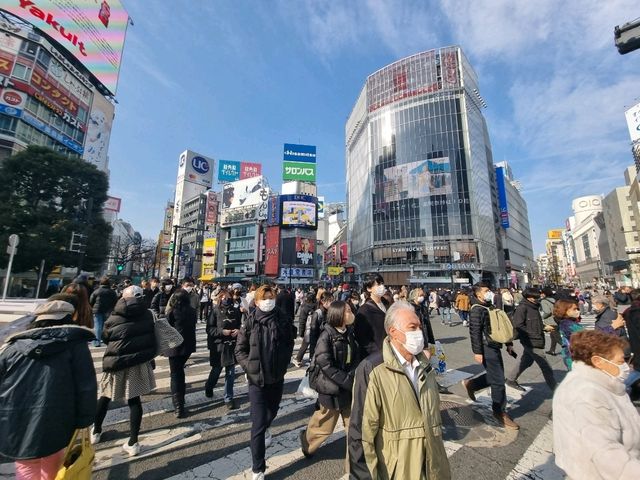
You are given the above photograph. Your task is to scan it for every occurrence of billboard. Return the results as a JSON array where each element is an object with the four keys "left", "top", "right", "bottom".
[
  {"left": 318, "top": 196, "right": 325, "bottom": 218},
  {"left": 264, "top": 226, "right": 280, "bottom": 276},
  {"left": 327, "top": 266, "right": 344, "bottom": 276},
  {"left": 221, "top": 176, "right": 268, "bottom": 210},
  {"left": 625, "top": 102, "right": 640, "bottom": 143},
  {"left": 205, "top": 191, "right": 218, "bottom": 226},
  {"left": 266, "top": 195, "right": 281, "bottom": 226},
  {"left": 83, "top": 93, "right": 114, "bottom": 172},
  {"left": 280, "top": 194, "right": 317, "bottom": 229},
  {"left": 283, "top": 143, "right": 316, "bottom": 182},
  {"left": 240, "top": 162, "right": 261, "bottom": 179},
  {"left": 495, "top": 166, "right": 510, "bottom": 229},
  {"left": 201, "top": 238, "right": 217, "bottom": 280},
  {"left": 104, "top": 196, "right": 121, "bottom": 212},
  {"left": 281, "top": 237, "right": 315, "bottom": 266},
  {"left": 279, "top": 267, "right": 314, "bottom": 279},
  {"left": 178, "top": 150, "right": 214, "bottom": 188},
  {"left": 3, "top": 0, "right": 130, "bottom": 95},
  {"left": 547, "top": 229, "right": 564, "bottom": 240},
  {"left": 218, "top": 160, "right": 240, "bottom": 183},
  {"left": 383, "top": 157, "right": 452, "bottom": 201}
]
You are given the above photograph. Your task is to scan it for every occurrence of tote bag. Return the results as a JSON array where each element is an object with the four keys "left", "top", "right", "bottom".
[
  {"left": 150, "top": 309, "right": 184, "bottom": 356},
  {"left": 55, "top": 429, "right": 94, "bottom": 480}
]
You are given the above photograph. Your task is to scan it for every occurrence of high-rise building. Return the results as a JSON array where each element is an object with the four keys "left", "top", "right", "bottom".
[
  {"left": 345, "top": 47, "right": 501, "bottom": 287},
  {"left": 495, "top": 161, "right": 534, "bottom": 287},
  {"left": 0, "top": 8, "right": 126, "bottom": 172},
  {"left": 567, "top": 195, "right": 606, "bottom": 285}
]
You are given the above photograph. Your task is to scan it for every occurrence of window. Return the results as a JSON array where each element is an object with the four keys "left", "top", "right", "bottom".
[
  {"left": 20, "top": 40, "right": 38, "bottom": 57},
  {"left": 581, "top": 234, "right": 591, "bottom": 260},
  {"left": 11, "top": 63, "right": 31, "bottom": 80},
  {"left": 36, "top": 49, "right": 51, "bottom": 69}
]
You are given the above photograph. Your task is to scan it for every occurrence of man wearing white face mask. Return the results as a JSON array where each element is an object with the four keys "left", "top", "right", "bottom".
[
  {"left": 349, "top": 301, "right": 451, "bottom": 479},
  {"left": 353, "top": 274, "right": 390, "bottom": 358},
  {"left": 553, "top": 330, "right": 640, "bottom": 479},
  {"left": 165, "top": 278, "right": 200, "bottom": 318},
  {"left": 235, "top": 285, "right": 295, "bottom": 480}
]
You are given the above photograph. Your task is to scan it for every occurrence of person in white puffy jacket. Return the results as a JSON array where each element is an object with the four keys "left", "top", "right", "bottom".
[{"left": 553, "top": 329, "right": 640, "bottom": 479}]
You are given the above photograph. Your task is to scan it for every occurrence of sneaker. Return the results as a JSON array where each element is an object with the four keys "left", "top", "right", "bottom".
[
  {"left": 90, "top": 427, "right": 101, "bottom": 445},
  {"left": 545, "top": 350, "right": 557, "bottom": 356},
  {"left": 437, "top": 383, "right": 451, "bottom": 395},
  {"left": 462, "top": 379, "right": 476, "bottom": 402},
  {"left": 505, "top": 379, "right": 526, "bottom": 392},
  {"left": 252, "top": 472, "right": 265, "bottom": 480},
  {"left": 204, "top": 386, "right": 213, "bottom": 398},
  {"left": 264, "top": 429, "right": 272, "bottom": 448},
  {"left": 462, "top": 321, "right": 468, "bottom": 327},
  {"left": 122, "top": 441, "right": 140, "bottom": 457},
  {"left": 493, "top": 412, "right": 520, "bottom": 430},
  {"left": 292, "top": 359, "right": 301, "bottom": 368},
  {"left": 299, "top": 429, "right": 312, "bottom": 457}
]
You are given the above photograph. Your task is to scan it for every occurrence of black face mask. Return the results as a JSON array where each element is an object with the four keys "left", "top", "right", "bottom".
[{"left": 221, "top": 298, "right": 232, "bottom": 307}]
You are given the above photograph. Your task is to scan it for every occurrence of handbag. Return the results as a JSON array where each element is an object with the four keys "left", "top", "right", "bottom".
[
  {"left": 150, "top": 309, "right": 184, "bottom": 356},
  {"left": 55, "top": 428, "right": 94, "bottom": 480}
]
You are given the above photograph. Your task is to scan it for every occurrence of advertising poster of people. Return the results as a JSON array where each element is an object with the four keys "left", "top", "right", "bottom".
[
  {"left": 280, "top": 195, "right": 317, "bottom": 228},
  {"left": 222, "top": 176, "right": 268, "bottom": 209},
  {"left": 281, "top": 237, "right": 315, "bottom": 266}
]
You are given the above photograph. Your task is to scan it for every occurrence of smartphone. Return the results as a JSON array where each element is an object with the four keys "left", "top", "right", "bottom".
[{"left": 508, "top": 350, "right": 518, "bottom": 359}]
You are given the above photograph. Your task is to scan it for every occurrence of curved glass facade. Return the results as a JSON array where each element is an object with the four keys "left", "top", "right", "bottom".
[{"left": 346, "top": 47, "right": 501, "bottom": 286}]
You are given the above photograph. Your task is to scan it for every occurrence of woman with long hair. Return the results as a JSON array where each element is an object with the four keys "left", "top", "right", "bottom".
[
  {"left": 205, "top": 290, "right": 241, "bottom": 409},
  {"left": 63, "top": 282, "right": 93, "bottom": 329},
  {"left": 300, "top": 301, "right": 360, "bottom": 470},
  {"left": 167, "top": 289, "right": 197, "bottom": 418}
]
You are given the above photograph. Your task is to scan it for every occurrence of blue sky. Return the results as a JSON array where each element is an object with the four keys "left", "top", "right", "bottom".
[{"left": 107, "top": 0, "right": 639, "bottom": 255}]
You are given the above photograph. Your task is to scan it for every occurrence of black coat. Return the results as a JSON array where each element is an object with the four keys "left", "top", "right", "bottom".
[
  {"left": 512, "top": 299, "right": 546, "bottom": 349},
  {"left": 313, "top": 324, "right": 360, "bottom": 410},
  {"left": 0, "top": 325, "right": 97, "bottom": 459},
  {"left": 413, "top": 302, "right": 435, "bottom": 345},
  {"left": 296, "top": 301, "right": 316, "bottom": 339},
  {"left": 167, "top": 299, "right": 197, "bottom": 357},
  {"left": 151, "top": 290, "right": 172, "bottom": 317},
  {"left": 235, "top": 306, "right": 295, "bottom": 387},
  {"left": 102, "top": 297, "right": 157, "bottom": 372},
  {"left": 89, "top": 285, "right": 118, "bottom": 315},
  {"left": 143, "top": 287, "right": 158, "bottom": 309},
  {"left": 276, "top": 290, "right": 296, "bottom": 323},
  {"left": 624, "top": 302, "right": 640, "bottom": 371},
  {"left": 469, "top": 297, "right": 508, "bottom": 354},
  {"left": 596, "top": 306, "right": 627, "bottom": 337},
  {"left": 309, "top": 307, "right": 326, "bottom": 359},
  {"left": 207, "top": 304, "right": 242, "bottom": 367},
  {"left": 353, "top": 299, "right": 387, "bottom": 357}
]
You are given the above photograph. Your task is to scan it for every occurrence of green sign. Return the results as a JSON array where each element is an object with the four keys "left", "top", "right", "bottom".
[{"left": 283, "top": 161, "right": 316, "bottom": 181}]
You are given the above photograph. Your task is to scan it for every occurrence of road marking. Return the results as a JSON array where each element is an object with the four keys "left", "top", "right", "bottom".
[{"left": 505, "top": 420, "right": 565, "bottom": 479}]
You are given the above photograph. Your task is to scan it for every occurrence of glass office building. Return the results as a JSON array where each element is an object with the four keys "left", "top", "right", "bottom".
[{"left": 346, "top": 46, "right": 502, "bottom": 287}]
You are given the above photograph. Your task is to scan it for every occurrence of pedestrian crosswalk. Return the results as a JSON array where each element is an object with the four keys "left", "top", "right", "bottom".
[{"left": 0, "top": 323, "right": 569, "bottom": 479}]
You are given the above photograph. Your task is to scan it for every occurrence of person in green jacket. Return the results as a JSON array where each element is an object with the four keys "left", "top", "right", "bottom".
[{"left": 348, "top": 301, "right": 451, "bottom": 479}]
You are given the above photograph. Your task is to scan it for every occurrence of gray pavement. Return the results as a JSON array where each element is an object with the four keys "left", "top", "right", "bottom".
[{"left": 0, "top": 312, "right": 587, "bottom": 479}]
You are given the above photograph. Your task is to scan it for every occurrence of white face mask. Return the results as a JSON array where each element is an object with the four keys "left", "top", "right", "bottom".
[
  {"left": 598, "top": 357, "right": 631, "bottom": 382},
  {"left": 484, "top": 291, "right": 494, "bottom": 303},
  {"left": 164, "top": 285, "right": 173, "bottom": 293},
  {"left": 416, "top": 296, "right": 425, "bottom": 304},
  {"left": 183, "top": 286, "right": 193, "bottom": 293},
  {"left": 373, "top": 284, "right": 386, "bottom": 297},
  {"left": 258, "top": 299, "right": 276, "bottom": 312},
  {"left": 400, "top": 329, "right": 424, "bottom": 355},
  {"left": 567, "top": 309, "right": 580, "bottom": 319}
]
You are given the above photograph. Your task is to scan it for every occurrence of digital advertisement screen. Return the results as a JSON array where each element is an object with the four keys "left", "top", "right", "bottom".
[{"left": 280, "top": 194, "right": 317, "bottom": 229}]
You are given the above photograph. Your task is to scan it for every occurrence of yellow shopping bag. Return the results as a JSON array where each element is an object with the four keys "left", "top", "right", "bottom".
[{"left": 55, "top": 428, "right": 95, "bottom": 480}]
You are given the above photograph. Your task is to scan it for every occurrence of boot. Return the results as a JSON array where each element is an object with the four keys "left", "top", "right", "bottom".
[{"left": 173, "top": 393, "right": 186, "bottom": 419}]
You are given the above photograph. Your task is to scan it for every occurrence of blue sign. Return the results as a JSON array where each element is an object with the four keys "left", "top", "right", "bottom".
[
  {"left": 192, "top": 156, "right": 210, "bottom": 174},
  {"left": 218, "top": 159, "right": 241, "bottom": 183},
  {"left": 0, "top": 104, "right": 22, "bottom": 117},
  {"left": 283, "top": 143, "right": 316, "bottom": 163},
  {"left": 21, "top": 110, "right": 84, "bottom": 154},
  {"left": 495, "top": 167, "right": 510, "bottom": 229},
  {"left": 266, "top": 195, "right": 281, "bottom": 226}
]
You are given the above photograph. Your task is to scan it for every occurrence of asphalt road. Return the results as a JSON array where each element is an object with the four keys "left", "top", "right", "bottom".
[{"left": 0, "top": 311, "right": 589, "bottom": 479}]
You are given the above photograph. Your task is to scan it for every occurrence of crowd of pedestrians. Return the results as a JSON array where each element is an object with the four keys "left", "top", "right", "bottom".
[{"left": 0, "top": 273, "right": 639, "bottom": 479}]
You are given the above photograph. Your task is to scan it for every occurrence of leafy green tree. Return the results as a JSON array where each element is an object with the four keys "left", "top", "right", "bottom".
[{"left": 0, "top": 146, "right": 112, "bottom": 279}]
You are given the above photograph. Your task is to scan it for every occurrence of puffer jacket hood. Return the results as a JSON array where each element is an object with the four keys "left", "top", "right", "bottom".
[
  {"left": 4, "top": 325, "right": 94, "bottom": 359},
  {"left": 112, "top": 296, "right": 148, "bottom": 318}
]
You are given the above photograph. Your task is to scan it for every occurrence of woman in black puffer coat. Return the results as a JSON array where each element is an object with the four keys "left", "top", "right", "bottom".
[
  {"left": 167, "top": 289, "right": 197, "bottom": 418},
  {"left": 205, "top": 290, "right": 242, "bottom": 409},
  {"left": 300, "top": 300, "right": 360, "bottom": 468},
  {"left": 92, "top": 286, "right": 156, "bottom": 457}
]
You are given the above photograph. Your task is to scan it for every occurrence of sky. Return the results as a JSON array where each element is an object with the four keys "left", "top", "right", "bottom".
[{"left": 106, "top": 0, "right": 640, "bottom": 255}]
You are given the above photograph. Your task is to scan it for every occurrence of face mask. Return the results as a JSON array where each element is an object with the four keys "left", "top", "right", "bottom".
[
  {"left": 484, "top": 291, "right": 494, "bottom": 303},
  {"left": 374, "top": 284, "right": 386, "bottom": 297},
  {"left": 258, "top": 299, "right": 276, "bottom": 312},
  {"left": 221, "top": 298, "right": 232, "bottom": 307},
  {"left": 416, "top": 296, "right": 425, "bottom": 304},
  {"left": 567, "top": 309, "right": 580, "bottom": 319},
  {"left": 400, "top": 329, "right": 424, "bottom": 355},
  {"left": 352, "top": 300, "right": 360, "bottom": 307},
  {"left": 597, "top": 357, "right": 631, "bottom": 382},
  {"left": 164, "top": 285, "right": 172, "bottom": 293},
  {"left": 183, "top": 286, "right": 193, "bottom": 293},
  {"left": 345, "top": 313, "right": 355, "bottom": 325}
]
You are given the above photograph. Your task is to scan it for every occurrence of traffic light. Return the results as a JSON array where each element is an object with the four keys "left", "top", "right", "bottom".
[{"left": 117, "top": 264, "right": 124, "bottom": 272}]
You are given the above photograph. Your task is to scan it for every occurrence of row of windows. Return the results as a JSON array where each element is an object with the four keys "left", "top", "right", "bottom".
[
  {"left": 24, "top": 96, "right": 85, "bottom": 144},
  {"left": 0, "top": 114, "right": 80, "bottom": 159},
  {"left": 228, "top": 225, "right": 256, "bottom": 238}
]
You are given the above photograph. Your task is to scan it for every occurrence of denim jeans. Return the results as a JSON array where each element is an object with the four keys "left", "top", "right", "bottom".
[
  {"left": 206, "top": 365, "right": 236, "bottom": 403},
  {"left": 441, "top": 307, "right": 452, "bottom": 323},
  {"left": 93, "top": 312, "right": 105, "bottom": 346}
]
